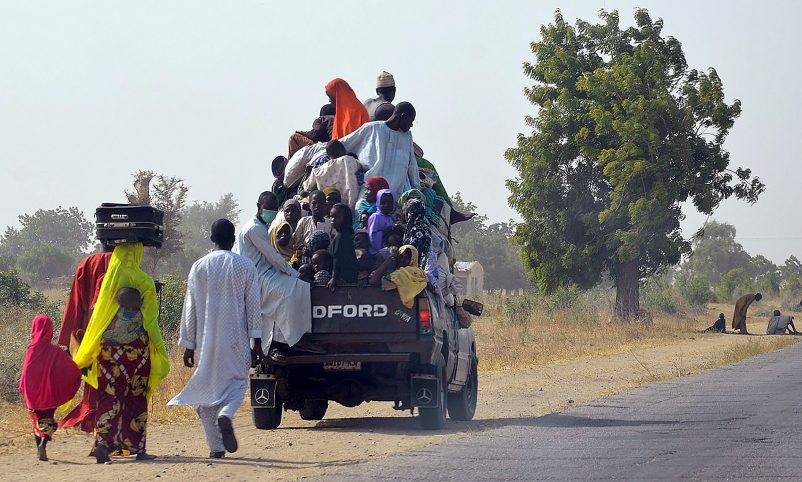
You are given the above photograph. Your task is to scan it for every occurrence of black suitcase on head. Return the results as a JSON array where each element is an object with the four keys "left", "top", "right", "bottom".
[{"left": 95, "top": 203, "right": 165, "bottom": 248}]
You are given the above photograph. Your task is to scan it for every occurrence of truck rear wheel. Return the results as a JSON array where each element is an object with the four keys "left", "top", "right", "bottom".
[
  {"left": 418, "top": 354, "right": 447, "bottom": 430},
  {"left": 447, "top": 354, "right": 478, "bottom": 421},
  {"left": 252, "top": 394, "right": 282, "bottom": 430},
  {"left": 299, "top": 399, "right": 328, "bottom": 421}
]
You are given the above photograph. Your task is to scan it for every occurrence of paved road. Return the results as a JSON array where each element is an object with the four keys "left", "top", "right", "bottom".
[{"left": 321, "top": 342, "right": 802, "bottom": 480}]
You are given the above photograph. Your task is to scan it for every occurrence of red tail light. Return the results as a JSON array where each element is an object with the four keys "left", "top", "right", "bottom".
[{"left": 418, "top": 298, "right": 433, "bottom": 335}]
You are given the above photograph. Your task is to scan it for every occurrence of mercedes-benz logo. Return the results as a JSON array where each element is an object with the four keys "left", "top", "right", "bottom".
[
  {"left": 254, "top": 388, "right": 271, "bottom": 405},
  {"left": 416, "top": 387, "right": 433, "bottom": 404}
]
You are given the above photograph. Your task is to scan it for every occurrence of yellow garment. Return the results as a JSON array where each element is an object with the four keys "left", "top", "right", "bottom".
[
  {"left": 269, "top": 220, "right": 294, "bottom": 260},
  {"left": 382, "top": 245, "right": 427, "bottom": 308},
  {"left": 72, "top": 243, "right": 169, "bottom": 399}
]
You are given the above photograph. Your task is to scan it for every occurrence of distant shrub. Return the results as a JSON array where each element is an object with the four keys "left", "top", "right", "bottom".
[
  {"left": 677, "top": 275, "right": 713, "bottom": 307},
  {"left": 156, "top": 273, "right": 186, "bottom": 347}
]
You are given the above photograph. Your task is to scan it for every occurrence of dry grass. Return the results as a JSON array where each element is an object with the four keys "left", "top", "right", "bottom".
[
  {"left": 473, "top": 292, "right": 802, "bottom": 372},
  {"left": 474, "top": 291, "right": 700, "bottom": 371}
]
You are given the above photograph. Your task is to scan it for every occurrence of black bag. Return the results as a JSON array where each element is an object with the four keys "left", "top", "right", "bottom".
[{"left": 95, "top": 203, "right": 165, "bottom": 248}]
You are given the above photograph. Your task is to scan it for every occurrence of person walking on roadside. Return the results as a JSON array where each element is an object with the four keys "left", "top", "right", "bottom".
[
  {"left": 72, "top": 242, "right": 170, "bottom": 464},
  {"left": 20, "top": 315, "right": 81, "bottom": 461},
  {"left": 732, "top": 292, "right": 762, "bottom": 335},
  {"left": 168, "top": 219, "right": 262, "bottom": 459},
  {"left": 58, "top": 244, "right": 113, "bottom": 432}
]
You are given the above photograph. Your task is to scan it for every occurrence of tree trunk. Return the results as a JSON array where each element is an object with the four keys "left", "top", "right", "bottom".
[{"left": 615, "top": 259, "right": 640, "bottom": 320}]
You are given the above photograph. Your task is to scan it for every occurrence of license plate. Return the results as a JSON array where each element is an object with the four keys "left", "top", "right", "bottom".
[{"left": 323, "top": 361, "right": 362, "bottom": 371}]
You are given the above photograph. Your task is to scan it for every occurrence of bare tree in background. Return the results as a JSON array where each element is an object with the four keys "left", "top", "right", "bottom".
[{"left": 125, "top": 170, "right": 188, "bottom": 274}]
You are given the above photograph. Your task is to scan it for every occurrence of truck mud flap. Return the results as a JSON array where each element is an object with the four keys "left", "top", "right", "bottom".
[
  {"left": 250, "top": 376, "right": 277, "bottom": 409},
  {"left": 411, "top": 374, "right": 440, "bottom": 408}
]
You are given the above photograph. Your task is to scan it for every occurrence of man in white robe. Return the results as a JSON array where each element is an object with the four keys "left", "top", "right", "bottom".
[
  {"left": 236, "top": 192, "right": 321, "bottom": 360},
  {"left": 168, "top": 219, "right": 262, "bottom": 458},
  {"left": 338, "top": 102, "right": 421, "bottom": 200},
  {"left": 292, "top": 102, "right": 421, "bottom": 204}
]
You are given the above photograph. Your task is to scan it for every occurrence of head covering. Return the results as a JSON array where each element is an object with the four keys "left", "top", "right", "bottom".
[
  {"left": 400, "top": 188, "right": 442, "bottom": 225},
  {"left": 377, "top": 71, "right": 395, "bottom": 88},
  {"left": 376, "top": 189, "right": 395, "bottom": 211},
  {"left": 413, "top": 142, "right": 424, "bottom": 158},
  {"left": 366, "top": 176, "right": 390, "bottom": 193},
  {"left": 325, "top": 78, "right": 369, "bottom": 140},
  {"left": 403, "top": 199, "right": 431, "bottom": 268},
  {"left": 385, "top": 245, "right": 427, "bottom": 309},
  {"left": 322, "top": 186, "right": 340, "bottom": 197},
  {"left": 399, "top": 244, "right": 420, "bottom": 267},
  {"left": 19, "top": 315, "right": 81, "bottom": 410},
  {"left": 269, "top": 220, "right": 294, "bottom": 260},
  {"left": 309, "top": 230, "right": 331, "bottom": 253},
  {"left": 283, "top": 198, "right": 301, "bottom": 210},
  {"left": 72, "top": 243, "right": 170, "bottom": 399}
]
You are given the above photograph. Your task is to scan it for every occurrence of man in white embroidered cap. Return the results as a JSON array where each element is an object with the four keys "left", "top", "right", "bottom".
[{"left": 364, "top": 70, "right": 396, "bottom": 121}]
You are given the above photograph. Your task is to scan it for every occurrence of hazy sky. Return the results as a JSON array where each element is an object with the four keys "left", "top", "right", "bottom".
[{"left": 1, "top": 1, "right": 799, "bottom": 264}]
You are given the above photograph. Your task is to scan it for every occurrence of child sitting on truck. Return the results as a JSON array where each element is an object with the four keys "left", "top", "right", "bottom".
[
  {"left": 311, "top": 250, "right": 333, "bottom": 286},
  {"left": 354, "top": 230, "right": 375, "bottom": 284},
  {"left": 327, "top": 203, "right": 358, "bottom": 287},
  {"left": 369, "top": 245, "right": 427, "bottom": 308},
  {"left": 367, "top": 189, "right": 395, "bottom": 255}
]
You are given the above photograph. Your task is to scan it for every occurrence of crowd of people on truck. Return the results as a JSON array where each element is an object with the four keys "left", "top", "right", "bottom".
[{"left": 19, "top": 71, "right": 477, "bottom": 463}]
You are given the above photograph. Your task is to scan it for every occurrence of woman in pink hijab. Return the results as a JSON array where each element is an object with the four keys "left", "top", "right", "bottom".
[{"left": 19, "top": 314, "right": 81, "bottom": 461}]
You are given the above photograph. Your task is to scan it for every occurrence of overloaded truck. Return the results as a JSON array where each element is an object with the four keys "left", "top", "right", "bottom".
[{"left": 249, "top": 285, "right": 479, "bottom": 430}]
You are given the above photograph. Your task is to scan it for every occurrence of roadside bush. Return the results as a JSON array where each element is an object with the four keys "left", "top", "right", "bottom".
[
  {"left": 157, "top": 273, "right": 187, "bottom": 347},
  {"left": 641, "top": 278, "right": 681, "bottom": 314},
  {"left": 677, "top": 275, "right": 712, "bottom": 308}
]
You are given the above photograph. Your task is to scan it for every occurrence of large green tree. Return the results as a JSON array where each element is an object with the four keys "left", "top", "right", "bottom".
[{"left": 506, "top": 9, "right": 764, "bottom": 318}]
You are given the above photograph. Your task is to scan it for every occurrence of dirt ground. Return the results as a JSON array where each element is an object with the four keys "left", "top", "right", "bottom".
[{"left": 1, "top": 333, "right": 794, "bottom": 482}]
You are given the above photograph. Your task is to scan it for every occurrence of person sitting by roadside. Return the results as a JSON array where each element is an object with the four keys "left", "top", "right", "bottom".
[
  {"left": 766, "top": 309, "right": 798, "bottom": 335},
  {"left": 704, "top": 313, "right": 727, "bottom": 333}
]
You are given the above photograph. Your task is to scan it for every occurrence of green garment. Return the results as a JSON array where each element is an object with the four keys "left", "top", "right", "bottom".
[{"left": 415, "top": 156, "right": 451, "bottom": 205}]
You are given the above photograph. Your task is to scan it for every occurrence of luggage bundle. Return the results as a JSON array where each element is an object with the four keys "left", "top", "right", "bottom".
[{"left": 95, "top": 203, "right": 165, "bottom": 248}]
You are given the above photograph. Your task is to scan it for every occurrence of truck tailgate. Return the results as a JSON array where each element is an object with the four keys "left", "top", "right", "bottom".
[{"left": 310, "top": 286, "right": 418, "bottom": 335}]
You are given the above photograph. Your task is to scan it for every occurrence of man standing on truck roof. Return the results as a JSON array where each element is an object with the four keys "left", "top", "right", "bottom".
[
  {"left": 168, "top": 219, "right": 262, "bottom": 459},
  {"left": 338, "top": 102, "right": 421, "bottom": 199},
  {"left": 363, "top": 71, "right": 396, "bottom": 121}
]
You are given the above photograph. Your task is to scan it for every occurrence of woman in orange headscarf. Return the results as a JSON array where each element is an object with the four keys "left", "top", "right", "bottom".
[{"left": 325, "top": 78, "right": 369, "bottom": 139}]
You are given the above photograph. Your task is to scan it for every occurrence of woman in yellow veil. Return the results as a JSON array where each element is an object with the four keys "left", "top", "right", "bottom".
[{"left": 72, "top": 242, "right": 169, "bottom": 463}]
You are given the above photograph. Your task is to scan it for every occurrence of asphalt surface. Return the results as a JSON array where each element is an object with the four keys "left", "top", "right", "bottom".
[{"left": 320, "top": 342, "right": 802, "bottom": 481}]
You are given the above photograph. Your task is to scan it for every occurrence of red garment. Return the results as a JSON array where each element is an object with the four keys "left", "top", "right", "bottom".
[
  {"left": 30, "top": 408, "right": 57, "bottom": 440},
  {"left": 58, "top": 252, "right": 112, "bottom": 346},
  {"left": 366, "top": 176, "right": 390, "bottom": 193},
  {"left": 325, "top": 78, "right": 369, "bottom": 140},
  {"left": 19, "top": 315, "right": 81, "bottom": 410}
]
